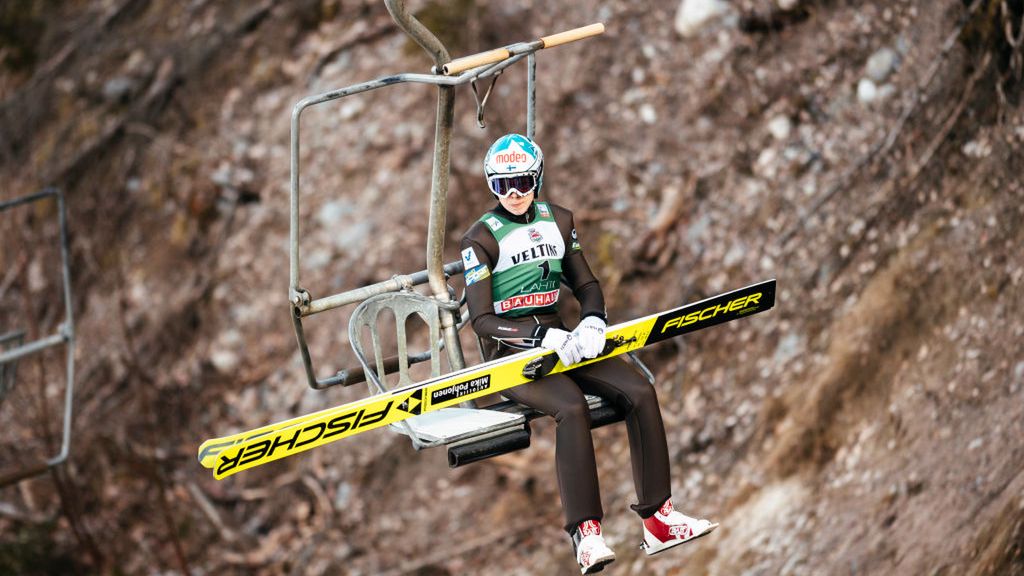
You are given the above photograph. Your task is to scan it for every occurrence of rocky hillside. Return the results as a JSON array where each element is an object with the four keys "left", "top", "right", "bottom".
[{"left": 1, "top": 0, "right": 1022, "bottom": 574}]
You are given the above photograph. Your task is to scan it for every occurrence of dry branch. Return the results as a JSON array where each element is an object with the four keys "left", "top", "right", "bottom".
[
  {"left": 186, "top": 482, "right": 239, "bottom": 544},
  {"left": 907, "top": 52, "right": 992, "bottom": 181}
]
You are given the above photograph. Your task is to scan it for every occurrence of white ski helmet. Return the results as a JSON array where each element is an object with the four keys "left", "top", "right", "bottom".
[{"left": 484, "top": 134, "right": 544, "bottom": 197}]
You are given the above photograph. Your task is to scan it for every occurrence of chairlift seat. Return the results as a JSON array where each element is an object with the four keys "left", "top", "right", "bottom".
[
  {"left": 349, "top": 290, "right": 532, "bottom": 450},
  {"left": 400, "top": 407, "right": 524, "bottom": 445}
]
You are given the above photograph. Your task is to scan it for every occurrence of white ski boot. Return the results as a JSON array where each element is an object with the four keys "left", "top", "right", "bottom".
[
  {"left": 572, "top": 520, "right": 616, "bottom": 574},
  {"left": 640, "top": 500, "right": 718, "bottom": 555}
]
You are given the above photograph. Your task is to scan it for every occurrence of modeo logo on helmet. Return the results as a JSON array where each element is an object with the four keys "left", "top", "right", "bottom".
[{"left": 493, "top": 150, "right": 531, "bottom": 165}]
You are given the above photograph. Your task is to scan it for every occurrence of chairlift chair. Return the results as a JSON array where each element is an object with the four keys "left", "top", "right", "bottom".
[{"left": 288, "top": 3, "right": 656, "bottom": 467}]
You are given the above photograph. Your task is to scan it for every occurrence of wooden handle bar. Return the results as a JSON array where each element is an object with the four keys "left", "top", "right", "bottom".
[
  {"left": 540, "top": 22, "right": 605, "bottom": 48},
  {"left": 441, "top": 22, "right": 605, "bottom": 76},
  {"left": 443, "top": 48, "right": 512, "bottom": 76}
]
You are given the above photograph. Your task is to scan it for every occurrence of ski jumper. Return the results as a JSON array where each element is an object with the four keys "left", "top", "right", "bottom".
[{"left": 461, "top": 201, "right": 672, "bottom": 533}]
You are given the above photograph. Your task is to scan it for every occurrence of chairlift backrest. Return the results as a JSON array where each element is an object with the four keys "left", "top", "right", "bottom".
[{"left": 348, "top": 291, "right": 443, "bottom": 393}]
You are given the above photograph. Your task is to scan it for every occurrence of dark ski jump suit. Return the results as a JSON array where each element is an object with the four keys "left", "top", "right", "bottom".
[{"left": 461, "top": 200, "right": 672, "bottom": 533}]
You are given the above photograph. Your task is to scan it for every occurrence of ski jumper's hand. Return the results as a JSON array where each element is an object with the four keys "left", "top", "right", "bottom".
[
  {"left": 541, "top": 328, "right": 584, "bottom": 367},
  {"left": 574, "top": 316, "right": 606, "bottom": 359}
]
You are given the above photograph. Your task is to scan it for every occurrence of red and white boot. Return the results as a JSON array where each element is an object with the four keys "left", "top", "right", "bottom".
[
  {"left": 640, "top": 499, "right": 719, "bottom": 555},
  {"left": 572, "top": 520, "right": 616, "bottom": 574}
]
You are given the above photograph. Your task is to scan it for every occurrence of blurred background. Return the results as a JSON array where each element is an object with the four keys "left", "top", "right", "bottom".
[{"left": 1, "top": 0, "right": 1022, "bottom": 574}]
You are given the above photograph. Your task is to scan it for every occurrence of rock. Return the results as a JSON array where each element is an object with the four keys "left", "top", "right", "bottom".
[
  {"left": 773, "top": 333, "right": 804, "bottom": 365},
  {"left": 121, "top": 50, "right": 152, "bottom": 78},
  {"left": 27, "top": 260, "right": 46, "bottom": 292},
  {"left": 866, "top": 47, "right": 899, "bottom": 82},
  {"left": 102, "top": 76, "right": 138, "bottom": 103},
  {"left": 339, "top": 99, "right": 365, "bottom": 120},
  {"left": 777, "top": 0, "right": 801, "bottom": 10},
  {"left": 848, "top": 218, "right": 866, "bottom": 236},
  {"left": 639, "top": 103, "right": 658, "bottom": 124},
  {"left": 211, "top": 161, "right": 233, "bottom": 188},
  {"left": 857, "top": 78, "right": 878, "bottom": 104},
  {"left": 675, "top": 0, "right": 730, "bottom": 38},
  {"left": 782, "top": 144, "right": 814, "bottom": 170},
  {"left": 316, "top": 199, "right": 355, "bottom": 227},
  {"left": 335, "top": 220, "right": 372, "bottom": 249},
  {"left": 755, "top": 147, "right": 779, "bottom": 179},
  {"left": 876, "top": 83, "right": 898, "bottom": 102},
  {"left": 962, "top": 138, "right": 993, "bottom": 159},
  {"left": 768, "top": 115, "right": 793, "bottom": 140},
  {"left": 305, "top": 247, "right": 332, "bottom": 269},
  {"left": 210, "top": 161, "right": 255, "bottom": 190},
  {"left": 210, "top": 349, "right": 240, "bottom": 373},
  {"left": 724, "top": 243, "right": 745, "bottom": 266},
  {"left": 686, "top": 213, "right": 711, "bottom": 248}
]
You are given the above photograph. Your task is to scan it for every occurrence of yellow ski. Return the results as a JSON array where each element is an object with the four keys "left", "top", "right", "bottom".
[{"left": 201, "top": 279, "right": 776, "bottom": 479}]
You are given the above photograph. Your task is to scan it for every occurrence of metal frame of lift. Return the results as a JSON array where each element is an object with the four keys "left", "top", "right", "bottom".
[{"left": 0, "top": 188, "right": 76, "bottom": 486}]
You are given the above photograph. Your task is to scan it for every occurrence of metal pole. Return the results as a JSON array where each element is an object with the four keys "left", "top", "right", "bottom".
[
  {"left": 428, "top": 89, "right": 466, "bottom": 372},
  {"left": 51, "top": 188, "right": 74, "bottom": 466},
  {"left": 289, "top": 106, "right": 305, "bottom": 309},
  {"left": 384, "top": 0, "right": 450, "bottom": 65},
  {"left": 527, "top": 53, "right": 536, "bottom": 139},
  {"left": 383, "top": 0, "right": 465, "bottom": 373},
  {"left": 0, "top": 333, "right": 65, "bottom": 365}
]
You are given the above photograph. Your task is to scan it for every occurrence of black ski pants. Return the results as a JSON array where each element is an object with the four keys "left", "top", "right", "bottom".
[{"left": 502, "top": 356, "right": 672, "bottom": 533}]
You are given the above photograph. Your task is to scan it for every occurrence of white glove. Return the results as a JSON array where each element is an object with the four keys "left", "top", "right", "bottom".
[
  {"left": 541, "top": 328, "right": 583, "bottom": 367},
  {"left": 573, "top": 316, "right": 607, "bottom": 359}
]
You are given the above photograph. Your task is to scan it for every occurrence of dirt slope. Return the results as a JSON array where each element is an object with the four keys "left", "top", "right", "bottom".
[{"left": 1, "top": 0, "right": 1022, "bottom": 574}]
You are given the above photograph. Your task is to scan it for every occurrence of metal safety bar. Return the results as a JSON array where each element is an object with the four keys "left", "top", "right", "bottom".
[
  {"left": 0, "top": 188, "right": 76, "bottom": 486},
  {"left": 299, "top": 260, "right": 465, "bottom": 317},
  {"left": 289, "top": 9, "right": 605, "bottom": 391}
]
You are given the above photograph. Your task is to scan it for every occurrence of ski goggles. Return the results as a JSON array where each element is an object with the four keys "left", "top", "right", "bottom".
[{"left": 488, "top": 173, "right": 538, "bottom": 198}]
